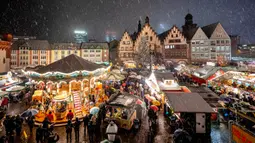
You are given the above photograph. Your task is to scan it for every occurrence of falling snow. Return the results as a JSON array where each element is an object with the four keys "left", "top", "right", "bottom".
[{"left": 0, "top": 0, "right": 254, "bottom": 43}]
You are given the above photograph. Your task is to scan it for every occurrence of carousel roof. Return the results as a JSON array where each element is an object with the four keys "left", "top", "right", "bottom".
[
  {"left": 165, "top": 92, "right": 215, "bottom": 113},
  {"left": 34, "top": 54, "right": 104, "bottom": 73}
]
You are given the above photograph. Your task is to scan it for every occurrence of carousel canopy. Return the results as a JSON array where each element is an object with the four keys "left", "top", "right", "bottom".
[
  {"left": 165, "top": 93, "right": 215, "bottom": 113},
  {"left": 34, "top": 54, "right": 104, "bottom": 74}
]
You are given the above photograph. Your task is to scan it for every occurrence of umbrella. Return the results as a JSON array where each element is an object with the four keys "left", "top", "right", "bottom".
[
  {"left": 25, "top": 81, "right": 34, "bottom": 86},
  {"left": 150, "top": 96, "right": 156, "bottom": 101},
  {"left": 150, "top": 105, "right": 159, "bottom": 112},
  {"left": 145, "top": 94, "right": 152, "bottom": 102},
  {"left": 6, "top": 85, "right": 25, "bottom": 92},
  {"left": 136, "top": 99, "right": 143, "bottom": 105},
  {"left": 90, "top": 107, "right": 100, "bottom": 115},
  {"left": 130, "top": 72, "right": 137, "bottom": 76},
  {"left": 152, "top": 100, "right": 161, "bottom": 106},
  {"left": 0, "top": 91, "right": 8, "bottom": 97},
  {"left": 136, "top": 99, "right": 146, "bottom": 108},
  {"left": 21, "top": 109, "right": 39, "bottom": 118}
]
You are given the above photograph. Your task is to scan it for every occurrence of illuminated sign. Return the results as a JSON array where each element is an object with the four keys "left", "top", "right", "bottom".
[{"left": 232, "top": 124, "right": 255, "bottom": 143}]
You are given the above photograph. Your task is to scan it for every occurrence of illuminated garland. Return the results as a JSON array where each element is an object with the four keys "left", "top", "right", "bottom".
[{"left": 23, "top": 66, "right": 111, "bottom": 79}]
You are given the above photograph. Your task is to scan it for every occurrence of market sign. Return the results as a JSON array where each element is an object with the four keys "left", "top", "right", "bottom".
[{"left": 232, "top": 124, "right": 255, "bottom": 143}]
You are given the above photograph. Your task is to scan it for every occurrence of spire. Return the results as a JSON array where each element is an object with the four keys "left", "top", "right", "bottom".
[
  {"left": 138, "top": 20, "right": 141, "bottom": 32},
  {"left": 145, "top": 16, "right": 149, "bottom": 24},
  {"left": 185, "top": 13, "right": 193, "bottom": 25}
]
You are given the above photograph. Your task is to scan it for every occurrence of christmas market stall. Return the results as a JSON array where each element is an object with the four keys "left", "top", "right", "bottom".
[
  {"left": 105, "top": 91, "right": 145, "bottom": 130},
  {"left": 192, "top": 65, "right": 225, "bottom": 85},
  {"left": 24, "top": 54, "right": 111, "bottom": 124},
  {"left": 164, "top": 92, "right": 215, "bottom": 136}
]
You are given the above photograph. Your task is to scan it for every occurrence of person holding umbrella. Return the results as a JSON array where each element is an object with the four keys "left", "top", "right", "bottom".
[
  {"left": 27, "top": 116, "right": 35, "bottom": 134},
  {"left": 83, "top": 115, "right": 89, "bottom": 136},
  {"left": 15, "top": 115, "right": 23, "bottom": 136},
  {"left": 36, "top": 125, "right": 43, "bottom": 143}
]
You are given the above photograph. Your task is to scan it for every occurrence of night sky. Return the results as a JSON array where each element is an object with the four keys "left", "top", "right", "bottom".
[{"left": 0, "top": 0, "right": 255, "bottom": 43}]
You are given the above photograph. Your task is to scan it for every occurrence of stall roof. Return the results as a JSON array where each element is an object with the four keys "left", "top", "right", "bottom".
[
  {"left": 107, "top": 91, "right": 139, "bottom": 108},
  {"left": 34, "top": 54, "right": 104, "bottom": 73},
  {"left": 165, "top": 92, "right": 215, "bottom": 113},
  {"left": 154, "top": 71, "right": 175, "bottom": 81}
]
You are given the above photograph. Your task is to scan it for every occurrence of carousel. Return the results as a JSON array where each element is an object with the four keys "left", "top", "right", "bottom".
[{"left": 23, "top": 54, "right": 111, "bottom": 124}]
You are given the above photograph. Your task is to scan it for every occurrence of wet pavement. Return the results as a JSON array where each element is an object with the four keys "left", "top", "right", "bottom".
[{"left": 0, "top": 86, "right": 230, "bottom": 143}]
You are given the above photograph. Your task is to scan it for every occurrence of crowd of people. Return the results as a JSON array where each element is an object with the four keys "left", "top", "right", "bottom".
[{"left": 0, "top": 70, "right": 164, "bottom": 143}]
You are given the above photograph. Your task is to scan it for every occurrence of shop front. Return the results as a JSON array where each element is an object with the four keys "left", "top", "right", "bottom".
[{"left": 164, "top": 92, "right": 215, "bottom": 136}]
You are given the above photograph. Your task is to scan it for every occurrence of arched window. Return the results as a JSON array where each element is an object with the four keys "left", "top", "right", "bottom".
[{"left": 3, "top": 58, "right": 5, "bottom": 64}]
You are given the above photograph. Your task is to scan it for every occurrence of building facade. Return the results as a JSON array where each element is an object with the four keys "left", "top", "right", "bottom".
[
  {"left": 80, "top": 42, "right": 109, "bottom": 63},
  {"left": 118, "top": 31, "right": 134, "bottom": 62},
  {"left": 11, "top": 40, "right": 109, "bottom": 68},
  {"left": 74, "top": 31, "right": 88, "bottom": 43},
  {"left": 189, "top": 27, "right": 210, "bottom": 63},
  {"left": 118, "top": 17, "right": 163, "bottom": 65},
  {"left": 202, "top": 22, "right": 231, "bottom": 63},
  {"left": 182, "top": 13, "right": 231, "bottom": 64},
  {"left": 0, "top": 40, "right": 11, "bottom": 73},
  {"left": 159, "top": 25, "right": 189, "bottom": 64},
  {"left": 50, "top": 43, "right": 80, "bottom": 62},
  {"left": 11, "top": 40, "right": 51, "bottom": 68},
  {"left": 230, "top": 35, "right": 241, "bottom": 57}
]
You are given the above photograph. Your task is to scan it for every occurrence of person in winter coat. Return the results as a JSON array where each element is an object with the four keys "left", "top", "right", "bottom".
[
  {"left": 27, "top": 116, "right": 35, "bottom": 134},
  {"left": 66, "top": 110, "right": 74, "bottom": 121},
  {"left": 87, "top": 121, "right": 94, "bottom": 143},
  {"left": 9, "top": 116, "right": 16, "bottom": 136},
  {"left": 3, "top": 116, "right": 10, "bottom": 136},
  {"left": 42, "top": 117, "right": 51, "bottom": 141},
  {"left": 83, "top": 115, "right": 89, "bottom": 136},
  {"left": 15, "top": 115, "right": 23, "bottom": 136},
  {"left": 36, "top": 125, "right": 43, "bottom": 143},
  {"left": 66, "top": 120, "right": 73, "bottom": 142},
  {"left": 74, "top": 117, "right": 81, "bottom": 141}
]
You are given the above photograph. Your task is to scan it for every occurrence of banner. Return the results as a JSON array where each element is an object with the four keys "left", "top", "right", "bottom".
[{"left": 232, "top": 124, "right": 255, "bottom": 143}]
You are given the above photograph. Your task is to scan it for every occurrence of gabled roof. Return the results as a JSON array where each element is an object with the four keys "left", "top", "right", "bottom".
[
  {"left": 19, "top": 40, "right": 50, "bottom": 50},
  {"left": 11, "top": 40, "right": 27, "bottom": 50},
  {"left": 165, "top": 92, "right": 215, "bottom": 113},
  {"left": 81, "top": 42, "right": 108, "bottom": 49},
  {"left": 158, "top": 25, "right": 186, "bottom": 43},
  {"left": 120, "top": 31, "right": 133, "bottom": 42},
  {"left": 134, "top": 23, "right": 160, "bottom": 44},
  {"left": 34, "top": 54, "right": 104, "bottom": 73},
  {"left": 185, "top": 27, "right": 199, "bottom": 40},
  {"left": 202, "top": 22, "right": 219, "bottom": 38}
]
